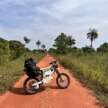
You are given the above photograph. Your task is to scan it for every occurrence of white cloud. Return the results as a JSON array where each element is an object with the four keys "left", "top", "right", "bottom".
[{"left": 0, "top": 0, "right": 108, "bottom": 49}]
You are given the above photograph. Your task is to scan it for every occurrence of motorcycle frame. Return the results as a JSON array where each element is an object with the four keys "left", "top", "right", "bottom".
[{"left": 32, "top": 63, "right": 60, "bottom": 86}]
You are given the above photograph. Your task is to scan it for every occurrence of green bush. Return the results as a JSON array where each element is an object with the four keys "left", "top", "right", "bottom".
[
  {"left": 0, "top": 37, "right": 29, "bottom": 64},
  {"left": 9, "top": 40, "right": 25, "bottom": 60},
  {"left": 0, "top": 38, "right": 10, "bottom": 64}
]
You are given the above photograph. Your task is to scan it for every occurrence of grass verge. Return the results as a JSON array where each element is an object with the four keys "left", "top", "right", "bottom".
[
  {"left": 0, "top": 52, "right": 44, "bottom": 94},
  {"left": 55, "top": 53, "right": 108, "bottom": 107}
]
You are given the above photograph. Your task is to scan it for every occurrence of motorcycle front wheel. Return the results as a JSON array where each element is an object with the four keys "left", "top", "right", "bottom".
[{"left": 56, "top": 73, "right": 70, "bottom": 89}]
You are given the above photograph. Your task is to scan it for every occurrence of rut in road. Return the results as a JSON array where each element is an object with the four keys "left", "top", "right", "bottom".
[{"left": 0, "top": 55, "right": 101, "bottom": 108}]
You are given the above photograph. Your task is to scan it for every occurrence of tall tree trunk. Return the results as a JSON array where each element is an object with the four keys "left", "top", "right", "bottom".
[
  {"left": 90, "top": 40, "right": 93, "bottom": 48},
  {"left": 38, "top": 45, "right": 39, "bottom": 50}
]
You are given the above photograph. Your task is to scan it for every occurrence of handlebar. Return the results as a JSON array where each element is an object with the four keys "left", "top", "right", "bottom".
[
  {"left": 49, "top": 60, "right": 58, "bottom": 68},
  {"left": 49, "top": 60, "right": 57, "bottom": 65}
]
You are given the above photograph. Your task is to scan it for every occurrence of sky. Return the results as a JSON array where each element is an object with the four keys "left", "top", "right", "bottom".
[{"left": 0, "top": 0, "right": 108, "bottom": 49}]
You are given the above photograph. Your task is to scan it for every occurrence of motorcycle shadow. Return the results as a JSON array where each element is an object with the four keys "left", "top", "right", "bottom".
[
  {"left": 9, "top": 85, "right": 61, "bottom": 95},
  {"left": 9, "top": 86, "right": 46, "bottom": 95},
  {"left": 48, "top": 86, "right": 59, "bottom": 89}
]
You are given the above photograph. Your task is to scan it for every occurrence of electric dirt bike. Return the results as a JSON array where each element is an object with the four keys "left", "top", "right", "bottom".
[{"left": 23, "top": 61, "right": 70, "bottom": 94}]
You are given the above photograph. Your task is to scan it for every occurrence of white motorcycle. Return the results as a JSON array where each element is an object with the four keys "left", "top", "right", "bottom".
[{"left": 23, "top": 61, "right": 70, "bottom": 94}]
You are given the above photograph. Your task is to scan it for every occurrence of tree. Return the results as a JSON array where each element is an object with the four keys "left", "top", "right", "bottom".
[
  {"left": 53, "top": 33, "right": 75, "bottom": 53},
  {"left": 97, "top": 42, "right": 108, "bottom": 53},
  {"left": 41, "top": 44, "right": 46, "bottom": 50},
  {"left": 87, "top": 28, "right": 98, "bottom": 48},
  {"left": 24, "top": 36, "right": 30, "bottom": 44},
  {"left": 48, "top": 48, "right": 57, "bottom": 54},
  {"left": 9, "top": 40, "right": 25, "bottom": 59},
  {"left": 0, "top": 38, "right": 10, "bottom": 63},
  {"left": 23, "top": 36, "right": 30, "bottom": 58},
  {"left": 82, "top": 46, "right": 95, "bottom": 54},
  {"left": 36, "top": 40, "right": 41, "bottom": 49}
]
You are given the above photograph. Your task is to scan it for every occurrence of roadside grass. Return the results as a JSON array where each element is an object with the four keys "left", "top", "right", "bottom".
[
  {"left": 0, "top": 52, "right": 44, "bottom": 94},
  {"left": 56, "top": 53, "right": 108, "bottom": 107}
]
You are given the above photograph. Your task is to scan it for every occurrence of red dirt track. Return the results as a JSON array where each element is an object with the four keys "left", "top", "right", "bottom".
[{"left": 0, "top": 55, "right": 101, "bottom": 108}]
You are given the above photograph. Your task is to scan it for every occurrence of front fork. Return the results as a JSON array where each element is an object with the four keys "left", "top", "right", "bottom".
[
  {"left": 55, "top": 68, "right": 61, "bottom": 76},
  {"left": 55, "top": 69, "right": 64, "bottom": 81}
]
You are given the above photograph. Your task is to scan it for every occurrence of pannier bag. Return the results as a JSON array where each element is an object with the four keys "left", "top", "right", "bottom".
[{"left": 24, "top": 58, "right": 39, "bottom": 77}]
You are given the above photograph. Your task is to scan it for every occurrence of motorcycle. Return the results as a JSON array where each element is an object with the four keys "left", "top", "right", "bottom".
[{"left": 23, "top": 60, "right": 70, "bottom": 94}]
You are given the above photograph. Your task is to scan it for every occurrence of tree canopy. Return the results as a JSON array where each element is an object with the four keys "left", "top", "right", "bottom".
[
  {"left": 9, "top": 40, "right": 25, "bottom": 59},
  {"left": 24, "top": 36, "right": 30, "bottom": 44},
  {"left": 36, "top": 40, "right": 41, "bottom": 49},
  {"left": 87, "top": 28, "right": 98, "bottom": 48},
  {"left": 97, "top": 42, "right": 108, "bottom": 53},
  {"left": 53, "top": 33, "right": 76, "bottom": 53}
]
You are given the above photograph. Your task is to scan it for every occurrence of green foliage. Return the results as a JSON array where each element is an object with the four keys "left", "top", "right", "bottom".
[
  {"left": 9, "top": 40, "right": 25, "bottom": 60},
  {"left": 0, "top": 38, "right": 10, "bottom": 63},
  {"left": 82, "top": 46, "right": 95, "bottom": 54},
  {"left": 97, "top": 42, "right": 108, "bottom": 54},
  {"left": 53, "top": 33, "right": 75, "bottom": 54},
  {"left": 41, "top": 44, "right": 46, "bottom": 49},
  {"left": 36, "top": 40, "right": 41, "bottom": 49},
  {"left": 48, "top": 48, "right": 57, "bottom": 54},
  {"left": 24, "top": 36, "right": 30, "bottom": 44},
  {"left": 87, "top": 28, "right": 98, "bottom": 48},
  {"left": 0, "top": 37, "right": 31, "bottom": 64},
  {"left": 56, "top": 53, "right": 108, "bottom": 106},
  {"left": 0, "top": 53, "right": 44, "bottom": 93}
]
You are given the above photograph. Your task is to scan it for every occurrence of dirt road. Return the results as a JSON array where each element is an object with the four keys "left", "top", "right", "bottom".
[{"left": 0, "top": 55, "right": 101, "bottom": 108}]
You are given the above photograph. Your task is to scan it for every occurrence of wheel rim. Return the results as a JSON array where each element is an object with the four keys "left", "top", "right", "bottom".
[
  {"left": 26, "top": 79, "right": 37, "bottom": 93},
  {"left": 58, "top": 75, "right": 69, "bottom": 88}
]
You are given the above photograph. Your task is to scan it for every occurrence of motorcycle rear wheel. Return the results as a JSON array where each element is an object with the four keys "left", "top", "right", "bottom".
[{"left": 23, "top": 77, "right": 40, "bottom": 94}]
